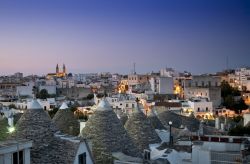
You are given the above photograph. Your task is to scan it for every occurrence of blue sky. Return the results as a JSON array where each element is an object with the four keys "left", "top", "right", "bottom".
[{"left": 0, "top": 0, "right": 249, "bottom": 75}]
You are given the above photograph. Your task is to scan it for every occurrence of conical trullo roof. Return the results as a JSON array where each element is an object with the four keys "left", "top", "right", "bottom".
[
  {"left": 52, "top": 102, "right": 80, "bottom": 136},
  {"left": 156, "top": 109, "right": 200, "bottom": 132},
  {"left": 81, "top": 99, "right": 141, "bottom": 163},
  {"left": 124, "top": 103, "right": 161, "bottom": 153},
  {"left": 9, "top": 99, "right": 58, "bottom": 163},
  {"left": 148, "top": 108, "right": 166, "bottom": 130}
]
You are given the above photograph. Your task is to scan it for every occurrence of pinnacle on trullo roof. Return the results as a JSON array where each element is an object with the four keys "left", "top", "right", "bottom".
[
  {"left": 59, "top": 102, "right": 69, "bottom": 110},
  {"left": 124, "top": 102, "right": 161, "bottom": 153},
  {"left": 81, "top": 98, "right": 141, "bottom": 163}
]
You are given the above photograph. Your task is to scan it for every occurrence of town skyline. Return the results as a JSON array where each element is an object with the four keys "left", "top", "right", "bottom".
[{"left": 0, "top": 0, "right": 250, "bottom": 75}]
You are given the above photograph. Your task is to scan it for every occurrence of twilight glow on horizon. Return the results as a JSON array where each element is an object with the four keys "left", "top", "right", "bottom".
[{"left": 0, "top": 0, "right": 250, "bottom": 75}]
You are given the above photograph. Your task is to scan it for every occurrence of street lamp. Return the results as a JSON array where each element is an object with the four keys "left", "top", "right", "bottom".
[
  {"left": 8, "top": 126, "right": 15, "bottom": 133},
  {"left": 7, "top": 126, "right": 19, "bottom": 164},
  {"left": 168, "top": 121, "right": 173, "bottom": 146}
]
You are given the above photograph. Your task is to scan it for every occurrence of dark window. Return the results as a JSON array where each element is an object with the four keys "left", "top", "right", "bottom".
[
  {"left": 201, "top": 81, "right": 204, "bottom": 87},
  {"left": 78, "top": 152, "right": 86, "bottom": 164},
  {"left": 197, "top": 108, "right": 200, "bottom": 112},
  {"left": 132, "top": 104, "right": 135, "bottom": 108},
  {"left": 208, "top": 81, "right": 211, "bottom": 87},
  {"left": 206, "top": 107, "right": 208, "bottom": 112},
  {"left": 126, "top": 104, "right": 128, "bottom": 107},
  {"left": 13, "top": 150, "right": 23, "bottom": 164}
]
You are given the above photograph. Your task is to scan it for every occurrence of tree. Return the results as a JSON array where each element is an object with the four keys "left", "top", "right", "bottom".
[
  {"left": 228, "top": 125, "right": 250, "bottom": 136},
  {"left": 86, "top": 93, "right": 94, "bottom": 100},
  {"left": 233, "top": 98, "right": 248, "bottom": 113},
  {"left": 221, "top": 81, "right": 248, "bottom": 113},
  {"left": 37, "top": 89, "right": 50, "bottom": 99},
  {"left": 223, "top": 95, "right": 235, "bottom": 109},
  {"left": 8, "top": 104, "right": 16, "bottom": 109},
  {"left": 221, "top": 81, "right": 240, "bottom": 100}
]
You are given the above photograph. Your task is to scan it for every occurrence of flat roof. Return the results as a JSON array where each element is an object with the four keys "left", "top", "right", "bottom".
[{"left": 0, "top": 139, "right": 32, "bottom": 151}]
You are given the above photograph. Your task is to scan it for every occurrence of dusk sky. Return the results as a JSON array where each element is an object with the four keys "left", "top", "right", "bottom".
[{"left": 0, "top": 0, "right": 250, "bottom": 75}]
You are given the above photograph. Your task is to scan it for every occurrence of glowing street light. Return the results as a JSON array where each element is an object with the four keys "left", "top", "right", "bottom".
[
  {"left": 7, "top": 126, "right": 15, "bottom": 133},
  {"left": 7, "top": 126, "right": 19, "bottom": 164},
  {"left": 168, "top": 121, "right": 173, "bottom": 146}
]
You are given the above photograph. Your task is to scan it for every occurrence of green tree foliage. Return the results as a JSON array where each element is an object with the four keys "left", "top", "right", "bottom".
[
  {"left": 0, "top": 119, "right": 9, "bottom": 141},
  {"left": 221, "top": 81, "right": 240, "bottom": 99},
  {"left": 36, "top": 89, "right": 50, "bottom": 99},
  {"left": 228, "top": 125, "right": 250, "bottom": 136},
  {"left": 221, "top": 81, "right": 248, "bottom": 113},
  {"left": 232, "top": 115, "right": 243, "bottom": 123},
  {"left": 8, "top": 104, "right": 16, "bottom": 109},
  {"left": 86, "top": 93, "right": 94, "bottom": 100}
]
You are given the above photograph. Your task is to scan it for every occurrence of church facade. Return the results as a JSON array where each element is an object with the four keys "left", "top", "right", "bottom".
[{"left": 47, "top": 64, "right": 67, "bottom": 78}]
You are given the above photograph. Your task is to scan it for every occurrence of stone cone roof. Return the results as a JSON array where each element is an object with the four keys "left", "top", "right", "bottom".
[
  {"left": 52, "top": 103, "right": 80, "bottom": 136},
  {"left": 9, "top": 100, "right": 59, "bottom": 163},
  {"left": 81, "top": 99, "right": 141, "bottom": 163},
  {"left": 177, "top": 127, "right": 192, "bottom": 138},
  {"left": 124, "top": 104, "right": 161, "bottom": 153},
  {"left": 157, "top": 109, "right": 200, "bottom": 132},
  {"left": 148, "top": 109, "right": 166, "bottom": 130},
  {"left": 119, "top": 113, "right": 128, "bottom": 126}
]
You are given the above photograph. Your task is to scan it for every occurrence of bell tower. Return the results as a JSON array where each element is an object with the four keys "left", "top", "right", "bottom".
[
  {"left": 63, "top": 64, "right": 66, "bottom": 74},
  {"left": 56, "top": 64, "right": 59, "bottom": 74}
]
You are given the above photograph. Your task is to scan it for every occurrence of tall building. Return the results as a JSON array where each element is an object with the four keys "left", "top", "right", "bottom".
[{"left": 184, "top": 75, "right": 221, "bottom": 107}]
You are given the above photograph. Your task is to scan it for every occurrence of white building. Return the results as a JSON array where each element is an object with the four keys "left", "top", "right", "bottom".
[
  {"left": 0, "top": 140, "right": 32, "bottom": 164},
  {"left": 74, "top": 74, "right": 87, "bottom": 83},
  {"left": 235, "top": 67, "right": 250, "bottom": 91},
  {"left": 192, "top": 135, "right": 249, "bottom": 164},
  {"left": 188, "top": 98, "right": 213, "bottom": 119},
  {"left": 39, "top": 85, "right": 56, "bottom": 95},
  {"left": 150, "top": 76, "right": 174, "bottom": 94},
  {"left": 16, "top": 81, "right": 35, "bottom": 98},
  {"left": 57, "top": 79, "right": 76, "bottom": 88},
  {"left": 16, "top": 86, "right": 33, "bottom": 97},
  {"left": 16, "top": 99, "right": 56, "bottom": 111},
  {"left": 160, "top": 67, "right": 179, "bottom": 77},
  {"left": 184, "top": 75, "right": 221, "bottom": 107}
]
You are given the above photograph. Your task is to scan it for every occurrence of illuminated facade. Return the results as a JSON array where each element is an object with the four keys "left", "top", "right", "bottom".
[{"left": 47, "top": 64, "right": 67, "bottom": 79}]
